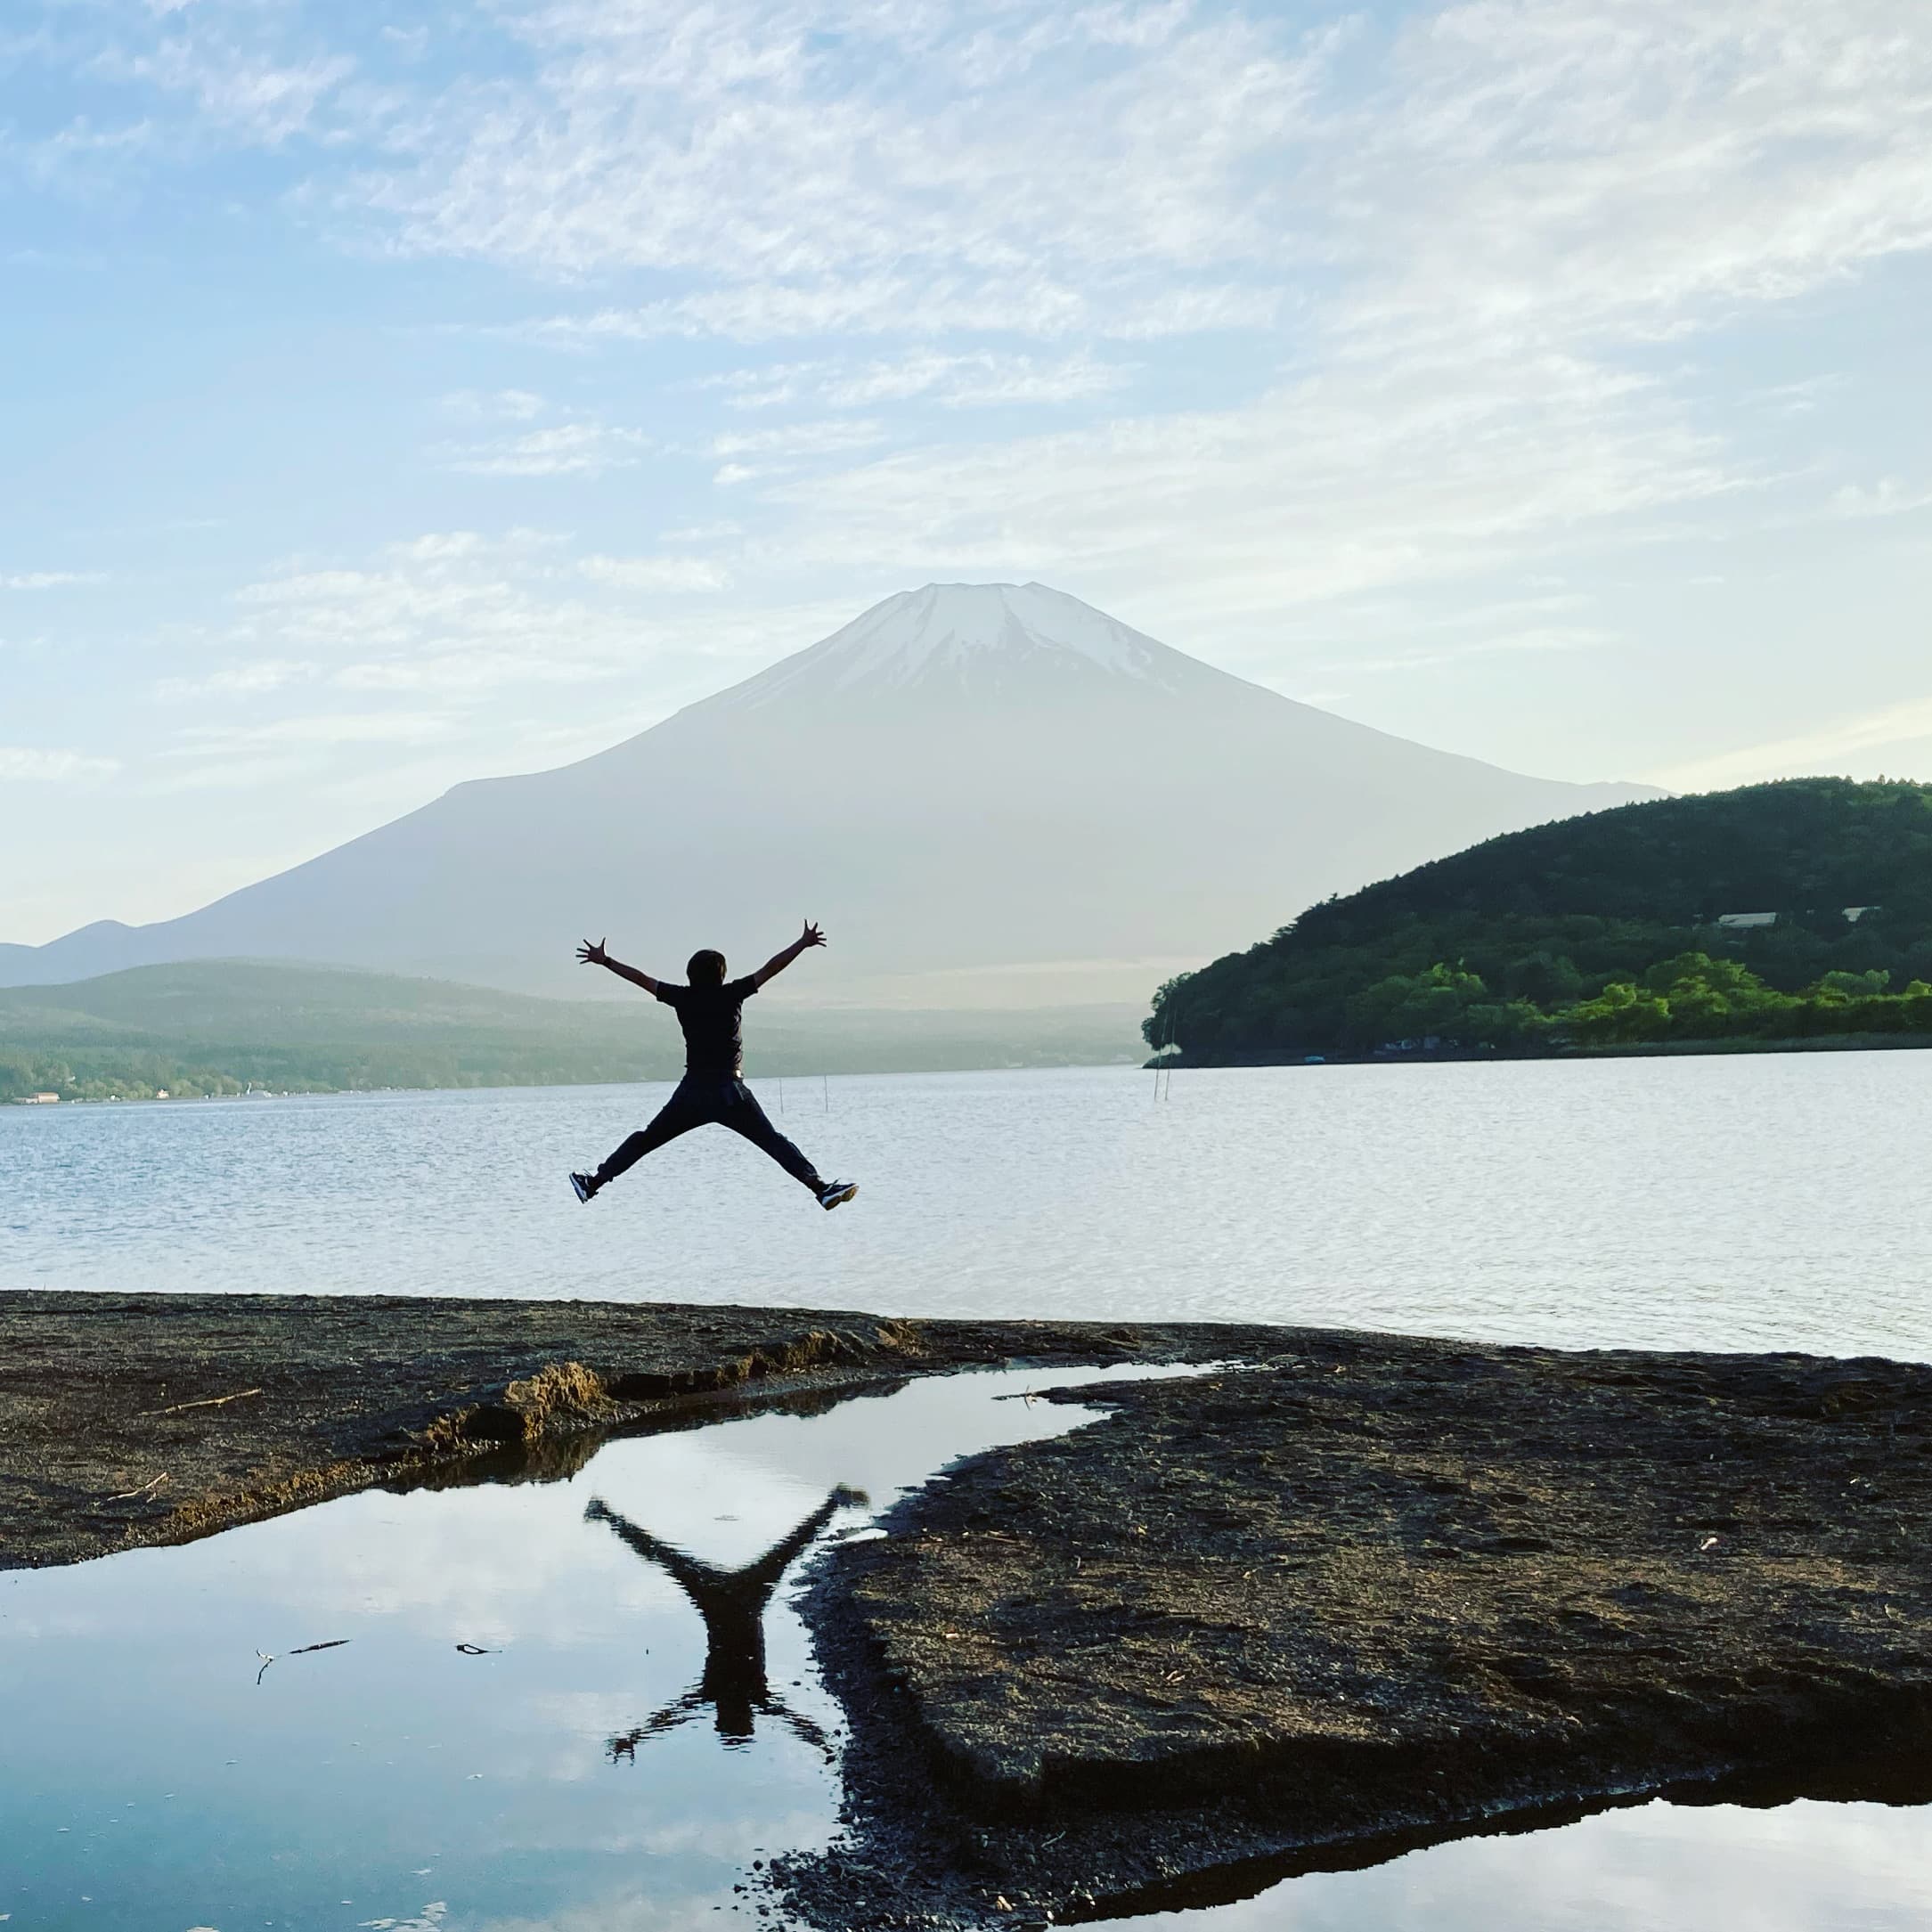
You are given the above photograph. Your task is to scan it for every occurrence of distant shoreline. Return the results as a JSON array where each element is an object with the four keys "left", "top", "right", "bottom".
[
  {"left": 1150, "top": 1030, "right": 1932, "bottom": 1070},
  {"left": 4, "top": 1056, "right": 1146, "bottom": 1107}
]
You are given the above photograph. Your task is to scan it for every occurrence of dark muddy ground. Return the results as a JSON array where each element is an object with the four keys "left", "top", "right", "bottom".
[
  {"left": 0, "top": 1289, "right": 1254, "bottom": 1569},
  {"left": 781, "top": 1331, "right": 1932, "bottom": 1928}
]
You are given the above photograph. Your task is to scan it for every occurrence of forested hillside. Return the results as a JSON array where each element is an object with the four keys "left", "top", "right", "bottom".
[{"left": 1146, "top": 779, "right": 1932, "bottom": 1062}]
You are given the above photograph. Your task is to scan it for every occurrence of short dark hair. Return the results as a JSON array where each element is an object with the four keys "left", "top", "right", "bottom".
[{"left": 687, "top": 949, "right": 728, "bottom": 986}]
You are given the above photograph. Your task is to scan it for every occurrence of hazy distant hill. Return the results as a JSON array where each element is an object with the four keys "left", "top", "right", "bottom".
[
  {"left": 0, "top": 960, "right": 1144, "bottom": 1101},
  {"left": 1149, "top": 779, "right": 1932, "bottom": 1062},
  {"left": 0, "top": 583, "right": 1655, "bottom": 1005}
]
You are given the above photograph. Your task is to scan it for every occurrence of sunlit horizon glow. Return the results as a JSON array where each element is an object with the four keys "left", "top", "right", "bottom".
[{"left": 4, "top": 1, "right": 1931, "bottom": 942}]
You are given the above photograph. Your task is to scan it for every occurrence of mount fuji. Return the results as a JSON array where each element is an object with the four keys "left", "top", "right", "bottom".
[{"left": 0, "top": 583, "right": 1657, "bottom": 1006}]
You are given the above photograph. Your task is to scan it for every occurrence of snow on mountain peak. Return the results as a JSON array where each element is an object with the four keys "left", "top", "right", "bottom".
[
  {"left": 723, "top": 581, "right": 1201, "bottom": 710},
  {"left": 844, "top": 583, "right": 1156, "bottom": 678}
]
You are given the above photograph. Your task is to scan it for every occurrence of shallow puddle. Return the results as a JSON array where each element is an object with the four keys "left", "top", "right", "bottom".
[
  {"left": 2, "top": 1363, "right": 1927, "bottom": 1932},
  {"left": 1092, "top": 1792, "right": 1932, "bottom": 1931},
  {"left": 2, "top": 1365, "right": 1191, "bottom": 1931}
]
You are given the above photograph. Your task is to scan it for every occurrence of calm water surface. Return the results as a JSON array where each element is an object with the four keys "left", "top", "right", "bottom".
[
  {"left": 4, "top": 1056, "right": 1929, "bottom": 1357},
  {"left": 3, "top": 1368, "right": 1925, "bottom": 1932}
]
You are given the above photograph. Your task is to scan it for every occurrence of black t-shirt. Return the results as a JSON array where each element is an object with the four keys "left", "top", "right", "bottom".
[{"left": 656, "top": 976, "right": 759, "bottom": 1076}]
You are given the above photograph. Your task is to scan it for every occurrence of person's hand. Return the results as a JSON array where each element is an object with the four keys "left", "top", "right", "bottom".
[
  {"left": 577, "top": 937, "right": 608, "bottom": 966},
  {"left": 800, "top": 921, "right": 827, "bottom": 950}
]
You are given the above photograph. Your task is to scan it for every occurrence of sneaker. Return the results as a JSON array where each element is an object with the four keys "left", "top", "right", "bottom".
[
  {"left": 570, "top": 1171, "right": 597, "bottom": 1204},
  {"left": 817, "top": 1179, "right": 858, "bottom": 1211}
]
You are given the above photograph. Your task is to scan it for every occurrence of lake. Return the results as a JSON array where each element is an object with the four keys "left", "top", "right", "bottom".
[{"left": 4, "top": 1055, "right": 1929, "bottom": 1358}]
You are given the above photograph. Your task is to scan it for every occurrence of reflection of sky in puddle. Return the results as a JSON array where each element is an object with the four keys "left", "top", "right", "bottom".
[
  {"left": 1097, "top": 1795, "right": 1932, "bottom": 1931},
  {"left": 2, "top": 1362, "right": 1927, "bottom": 1932},
  {"left": 2, "top": 1365, "right": 1179, "bottom": 1931}
]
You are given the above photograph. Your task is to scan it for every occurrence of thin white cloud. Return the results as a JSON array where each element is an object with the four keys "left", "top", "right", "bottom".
[
  {"left": 1325, "top": 3, "right": 1932, "bottom": 368},
  {"left": 658, "top": 521, "right": 742, "bottom": 544},
  {"left": 94, "top": 37, "right": 355, "bottom": 147},
  {"left": 442, "top": 420, "right": 648, "bottom": 478},
  {"left": 154, "top": 658, "right": 317, "bottom": 702},
  {"left": 390, "top": 0, "right": 1932, "bottom": 381},
  {"left": 578, "top": 554, "right": 730, "bottom": 592},
  {"left": 330, "top": 654, "right": 610, "bottom": 695},
  {"left": 358, "top": 3, "right": 1327, "bottom": 305},
  {"left": 211, "top": 534, "right": 833, "bottom": 709},
  {"left": 711, "top": 419, "right": 886, "bottom": 460},
  {"left": 224, "top": 531, "right": 860, "bottom": 684},
  {"left": 439, "top": 387, "right": 546, "bottom": 422},
  {"left": 701, "top": 350, "right": 1132, "bottom": 412},
  {"left": 512, "top": 277, "right": 1278, "bottom": 346},
  {"left": 1325, "top": 625, "right": 1618, "bottom": 678},
  {"left": 0, "top": 570, "right": 102, "bottom": 589},
  {"left": 71, "top": 29, "right": 353, "bottom": 152},
  {"left": 162, "top": 712, "right": 457, "bottom": 751},
  {"left": 0, "top": 746, "right": 118, "bottom": 781},
  {"left": 1830, "top": 479, "right": 1932, "bottom": 520},
  {"left": 759, "top": 350, "right": 1740, "bottom": 624}
]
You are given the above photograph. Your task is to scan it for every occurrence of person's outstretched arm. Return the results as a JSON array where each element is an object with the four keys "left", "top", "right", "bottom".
[
  {"left": 585, "top": 1496, "right": 719, "bottom": 1594},
  {"left": 577, "top": 937, "right": 662, "bottom": 995},
  {"left": 752, "top": 920, "right": 827, "bottom": 989},
  {"left": 738, "top": 1490, "right": 844, "bottom": 1591}
]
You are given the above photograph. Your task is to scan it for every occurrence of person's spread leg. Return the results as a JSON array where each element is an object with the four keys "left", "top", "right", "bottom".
[
  {"left": 715, "top": 1084, "right": 860, "bottom": 1211},
  {"left": 716, "top": 1083, "right": 821, "bottom": 1187},
  {"left": 574, "top": 1084, "right": 709, "bottom": 1200}
]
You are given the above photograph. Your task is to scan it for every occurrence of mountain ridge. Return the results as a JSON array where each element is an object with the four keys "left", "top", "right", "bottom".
[{"left": 1, "top": 583, "right": 1659, "bottom": 1000}]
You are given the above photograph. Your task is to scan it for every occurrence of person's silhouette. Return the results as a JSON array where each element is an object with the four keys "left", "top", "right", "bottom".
[{"left": 586, "top": 1486, "right": 867, "bottom": 1755}]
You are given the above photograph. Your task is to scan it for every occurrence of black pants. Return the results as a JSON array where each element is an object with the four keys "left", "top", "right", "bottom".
[{"left": 594, "top": 1075, "right": 822, "bottom": 1192}]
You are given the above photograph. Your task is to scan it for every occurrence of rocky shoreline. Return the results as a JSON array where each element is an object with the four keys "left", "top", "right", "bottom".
[
  {"left": 4, "top": 1292, "right": 1928, "bottom": 1929},
  {"left": 0, "top": 1290, "right": 1253, "bottom": 1569},
  {"left": 780, "top": 1333, "right": 1932, "bottom": 1928}
]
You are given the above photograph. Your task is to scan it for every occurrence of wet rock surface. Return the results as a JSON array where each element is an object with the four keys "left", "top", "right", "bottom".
[
  {"left": 0, "top": 1290, "right": 1247, "bottom": 1568},
  {"left": 782, "top": 1333, "right": 1932, "bottom": 1928}
]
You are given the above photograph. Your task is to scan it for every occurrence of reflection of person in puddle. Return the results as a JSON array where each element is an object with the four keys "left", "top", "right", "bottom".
[{"left": 586, "top": 1485, "right": 868, "bottom": 1756}]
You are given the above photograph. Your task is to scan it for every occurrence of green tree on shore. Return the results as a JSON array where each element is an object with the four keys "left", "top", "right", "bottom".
[{"left": 1146, "top": 779, "right": 1932, "bottom": 1062}]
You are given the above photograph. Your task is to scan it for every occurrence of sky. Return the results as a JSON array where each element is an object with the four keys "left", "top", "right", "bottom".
[{"left": 3, "top": 0, "right": 1931, "bottom": 943}]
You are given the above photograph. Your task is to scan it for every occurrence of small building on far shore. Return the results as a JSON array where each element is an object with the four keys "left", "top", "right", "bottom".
[{"left": 14, "top": 1092, "right": 60, "bottom": 1105}]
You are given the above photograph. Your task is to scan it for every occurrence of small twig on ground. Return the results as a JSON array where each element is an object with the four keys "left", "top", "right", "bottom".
[
  {"left": 140, "top": 1388, "right": 265, "bottom": 1418},
  {"left": 104, "top": 1473, "right": 170, "bottom": 1504},
  {"left": 257, "top": 1640, "right": 348, "bottom": 1685}
]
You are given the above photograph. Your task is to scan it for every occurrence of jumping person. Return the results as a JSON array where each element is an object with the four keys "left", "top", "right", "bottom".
[{"left": 568, "top": 922, "right": 857, "bottom": 1211}]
